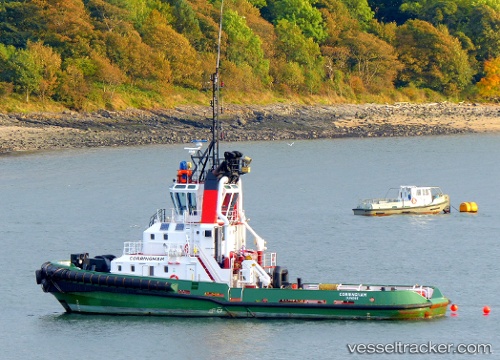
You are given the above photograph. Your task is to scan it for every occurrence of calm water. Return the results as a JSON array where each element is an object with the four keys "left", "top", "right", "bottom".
[{"left": 1, "top": 134, "right": 499, "bottom": 359}]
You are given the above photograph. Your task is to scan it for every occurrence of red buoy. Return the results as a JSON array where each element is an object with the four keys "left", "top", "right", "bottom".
[
  {"left": 483, "top": 306, "right": 491, "bottom": 315},
  {"left": 450, "top": 304, "right": 458, "bottom": 312}
]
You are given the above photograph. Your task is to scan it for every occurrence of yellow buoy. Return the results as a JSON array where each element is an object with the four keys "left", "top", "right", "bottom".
[{"left": 460, "top": 202, "right": 478, "bottom": 213}]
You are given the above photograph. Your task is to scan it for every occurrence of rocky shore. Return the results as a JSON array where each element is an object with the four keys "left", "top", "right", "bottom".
[{"left": 1, "top": 102, "right": 499, "bottom": 154}]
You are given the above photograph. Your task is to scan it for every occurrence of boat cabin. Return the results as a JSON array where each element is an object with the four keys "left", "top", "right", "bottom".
[{"left": 398, "top": 185, "right": 444, "bottom": 205}]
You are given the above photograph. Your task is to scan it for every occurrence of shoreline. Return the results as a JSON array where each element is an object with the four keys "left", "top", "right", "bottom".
[{"left": 1, "top": 102, "right": 499, "bottom": 154}]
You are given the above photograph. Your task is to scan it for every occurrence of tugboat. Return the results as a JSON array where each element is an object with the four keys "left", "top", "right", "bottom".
[{"left": 35, "top": 2, "right": 450, "bottom": 320}]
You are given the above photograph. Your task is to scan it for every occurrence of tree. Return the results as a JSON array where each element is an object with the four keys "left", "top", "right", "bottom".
[
  {"left": 0, "top": 1, "right": 44, "bottom": 47},
  {"left": 477, "top": 57, "right": 500, "bottom": 100},
  {"left": 56, "top": 60, "right": 92, "bottom": 109},
  {"left": 395, "top": 19, "right": 473, "bottom": 95},
  {"left": 274, "top": 19, "right": 324, "bottom": 93},
  {"left": 169, "top": 0, "right": 203, "bottom": 47},
  {"left": 32, "top": 0, "right": 96, "bottom": 58},
  {"left": 271, "top": 58, "right": 305, "bottom": 92},
  {"left": 27, "top": 41, "right": 62, "bottom": 101},
  {"left": 463, "top": 4, "right": 500, "bottom": 63},
  {"left": 339, "top": 0, "right": 374, "bottom": 29},
  {"left": 141, "top": 10, "right": 200, "bottom": 89},
  {"left": 223, "top": 9, "right": 270, "bottom": 84},
  {"left": 275, "top": 19, "right": 321, "bottom": 66},
  {"left": 104, "top": 28, "right": 172, "bottom": 90},
  {"left": 368, "top": 0, "right": 409, "bottom": 25},
  {"left": 90, "top": 51, "right": 126, "bottom": 101},
  {"left": 9, "top": 48, "right": 42, "bottom": 102},
  {"left": 342, "top": 30, "right": 402, "bottom": 92},
  {"left": 265, "top": 0, "right": 327, "bottom": 42},
  {"left": 0, "top": 43, "right": 17, "bottom": 83}
]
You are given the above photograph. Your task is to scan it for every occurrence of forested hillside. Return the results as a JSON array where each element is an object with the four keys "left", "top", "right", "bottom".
[{"left": 1, "top": 0, "right": 500, "bottom": 112}]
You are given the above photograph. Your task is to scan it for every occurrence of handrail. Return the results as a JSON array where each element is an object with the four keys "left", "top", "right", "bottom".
[
  {"left": 123, "top": 242, "right": 143, "bottom": 255},
  {"left": 149, "top": 209, "right": 168, "bottom": 227},
  {"left": 198, "top": 247, "right": 225, "bottom": 283}
]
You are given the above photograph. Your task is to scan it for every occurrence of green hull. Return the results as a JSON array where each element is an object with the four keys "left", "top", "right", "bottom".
[{"left": 38, "top": 262, "right": 449, "bottom": 320}]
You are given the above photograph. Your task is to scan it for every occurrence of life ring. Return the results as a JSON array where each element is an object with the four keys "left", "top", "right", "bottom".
[
  {"left": 411, "top": 198, "right": 417, "bottom": 204},
  {"left": 184, "top": 243, "right": 190, "bottom": 255},
  {"left": 170, "top": 274, "right": 179, "bottom": 280},
  {"left": 177, "top": 169, "right": 192, "bottom": 183}
]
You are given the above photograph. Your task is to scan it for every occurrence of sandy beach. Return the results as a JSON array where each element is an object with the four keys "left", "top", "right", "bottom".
[{"left": 1, "top": 102, "right": 499, "bottom": 154}]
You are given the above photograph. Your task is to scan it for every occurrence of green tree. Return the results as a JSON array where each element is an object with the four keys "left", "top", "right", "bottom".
[
  {"left": 339, "top": 0, "right": 374, "bottom": 29},
  {"left": 168, "top": 0, "right": 203, "bottom": 47},
  {"left": 0, "top": 43, "right": 17, "bottom": 82},
  {"left": 271, "top": 58, "right": 305, "bottom": 92},
  {"left": 368, "top": 0, "right": 409, "bottom": 25},
  {"left": 0, "top": 1, "right": 44, "bottom": 47},
  {"left": 463, "top": 4, "right": 500, "bottom": 62},
  {"left": 9, "top": 48, "right": 42, "bottom": 102},
  {"left": 274, "top": 19, "right": 324, "bottom": 93},
  {"left": 395, "top": 19, "right": 473, "bottom": 95},
  {"left": 275, "top": 19, "right": 321, "bottom": 66},
  {"left": 474, "top": 0, "right": 500, "bottom": 13},
  {"left": 265, "top": 0, "right": 327, "bottom": 42},
  {"left": 224, "top": 9, "right": 270, "bottom": 84}
]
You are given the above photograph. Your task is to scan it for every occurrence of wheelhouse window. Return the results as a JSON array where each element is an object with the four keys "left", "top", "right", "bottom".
[
  {"left": 171, "top": 189, "right": 198, "bottom": 215},
  {"left": 131, "top": 265, "right": 135, "bottom": 272}
]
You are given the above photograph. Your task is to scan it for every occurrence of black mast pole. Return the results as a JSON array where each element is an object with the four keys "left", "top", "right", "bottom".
[{"left": 211, "top": 0, "right": 224, "bottom": 169}]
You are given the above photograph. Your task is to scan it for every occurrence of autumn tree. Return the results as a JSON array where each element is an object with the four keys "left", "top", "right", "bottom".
[
  {"left": 342, "top": 31, "right": 402, "bottom": 92},
  {"left": 56, "top": 60, "right": 92, "bottom": 109},
  {"left": 27, "top": 41, "right": 62, "bottom": 101},
  {"left": 477, "top": 57, "right": 500, "bottom": 100},
  {"left": 90, "top": 51, "right": 126, "bottom": 102},
  {"left": 141, "top": 10, "right": 201, "bottom": 89},
  {"left": 32, "top": 0, "right": 96, "bottom": 58}
]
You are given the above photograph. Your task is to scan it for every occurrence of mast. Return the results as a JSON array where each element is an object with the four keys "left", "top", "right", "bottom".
[
  {"left": 212, "top": 0, "right": 224, "bottom": 168},
  {"left": 192, "top": 0, "right": 224, "bottom": 183},
  {"left": 207, "top": 0, "right": 224, "bottom": 170}
]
